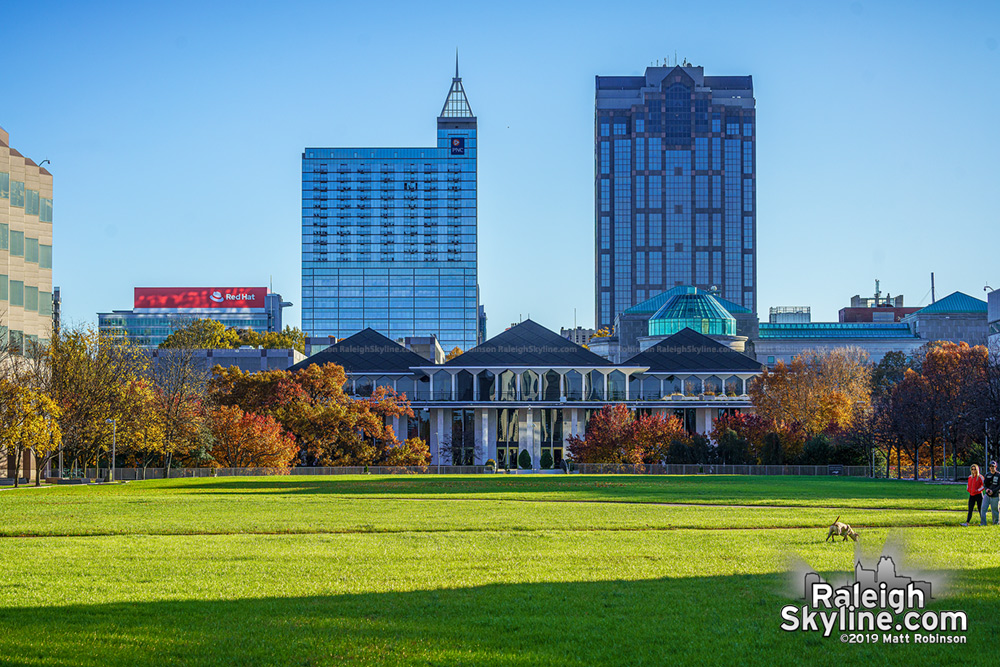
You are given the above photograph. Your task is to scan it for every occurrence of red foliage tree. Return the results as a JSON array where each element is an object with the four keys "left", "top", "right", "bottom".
[
  {"left": 207, "top": 405, "right": 298, "bottom": 469},
  {"left": 565, "top": 405, "right": 688, "bottom": 464}
]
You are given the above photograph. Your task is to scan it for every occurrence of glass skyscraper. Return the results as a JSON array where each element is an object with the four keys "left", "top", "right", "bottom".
[
  {"left": 302, "top": 61, "right": 478, "bottom": 351},
  {"left": 595, "top": 65, "right": 756, "bottom": 331}
]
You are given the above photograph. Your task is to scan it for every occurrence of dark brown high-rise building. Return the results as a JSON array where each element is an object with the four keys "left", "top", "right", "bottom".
[{"left": 595, "top": 65, "right": 756, "bottom": 330}]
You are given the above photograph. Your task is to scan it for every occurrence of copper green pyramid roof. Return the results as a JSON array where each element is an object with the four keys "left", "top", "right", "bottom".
[
  {"left": 649, "top": 289, "right": 737, "bottom": 337},
  {"left": 914, "top": 291, "right": 987, "bottom": 315},
  {"left": 623, "top": 286, "right": 751, "bottom": 316}
]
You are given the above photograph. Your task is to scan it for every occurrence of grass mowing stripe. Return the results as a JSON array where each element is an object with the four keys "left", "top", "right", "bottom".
[{"left": 1, "top": 476, "right": 994, "bottom": 665}]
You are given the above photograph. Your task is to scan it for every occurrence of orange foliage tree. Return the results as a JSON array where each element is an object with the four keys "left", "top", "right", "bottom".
[
  {"left": 208, "top": 363, "right": 421, "bottom": 467},
  {"left": 750, "top": 347, "right": 872, "bottom": 436},
  {"left": 207, "top": 405, "right": 297, "bottom": 468}
]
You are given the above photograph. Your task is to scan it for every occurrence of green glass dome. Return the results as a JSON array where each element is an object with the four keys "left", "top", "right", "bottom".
[{"left": 648, "top": 288, "right": 737, "bottom": 337}]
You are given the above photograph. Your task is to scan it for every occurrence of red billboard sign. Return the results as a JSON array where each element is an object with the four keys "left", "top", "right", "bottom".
[{"left": 134, "top": 287, "right": 267, "bottom": 311}]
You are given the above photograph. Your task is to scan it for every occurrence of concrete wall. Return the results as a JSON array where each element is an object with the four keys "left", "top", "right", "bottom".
[
  {"left": 907, "top": 313, "right": 987, "bottom": 347},
  {"left": 149, "top": 348, "right": 306, "bottom": 374}
]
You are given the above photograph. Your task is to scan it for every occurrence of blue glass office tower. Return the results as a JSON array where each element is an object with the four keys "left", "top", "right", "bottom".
[
  {"left": 595, "top": 65, "right": 756, "bottom": 331},
  {"left": 302, "top": 61, "right": 478, "bottom": 351}
]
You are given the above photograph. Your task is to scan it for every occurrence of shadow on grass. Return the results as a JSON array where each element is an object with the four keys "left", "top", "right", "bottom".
[{"left": 1, "top": 571, "right": 989, "bottom": 666}]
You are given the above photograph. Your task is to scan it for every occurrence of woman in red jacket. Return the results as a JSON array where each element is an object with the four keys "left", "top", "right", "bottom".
[{"left": 962, "top": 464, "right": 984, "bottom": 526}]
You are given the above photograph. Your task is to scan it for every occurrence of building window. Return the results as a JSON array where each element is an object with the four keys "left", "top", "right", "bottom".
[
  {"left": 539, "top": 408, "right": 564, "bottom": 467},
  {"left": 25, "top": 189, "right": 39, "bottom": 216},
  {"left": 25, "top": 238, "right": 39, "bottom": 264},
  {"left": 24, "top": 286, "right": 38, "bottom": 312},
  {"left": 9, "top": 280, "right": 23, "bottom": 307},
  {"left": 10, "top": 181, "right": 24, "bottom": 208},
  {"left": 10, "top": 231, "right": 24, "bottom": 257},
  {"left": 449, "top": 409, "right": 476, "bottom": 465},
  {"left": 496, "top": 408, "right": 519, "bottom": 468},
  {"left": 0, "top": 172, "right": 8, "bottom": 198}
]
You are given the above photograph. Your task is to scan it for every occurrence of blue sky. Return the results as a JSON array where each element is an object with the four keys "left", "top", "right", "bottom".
[{"left": 3, "top": 0, "right": 998, "bottom": 337}]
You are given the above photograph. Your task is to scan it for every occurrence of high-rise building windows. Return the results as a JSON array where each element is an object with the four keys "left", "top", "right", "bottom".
[
  {"left": 648, "top": 138, "right": 662, "bottom": 170},
  {"left": 596, "top": 66, "right": 755, "bottom": 328},
  {"left": 301, "top": 66, "right": 479, "bottom": 350}
]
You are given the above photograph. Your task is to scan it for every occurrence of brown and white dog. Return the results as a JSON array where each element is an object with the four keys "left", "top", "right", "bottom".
[{"left": 826, "top": 516, "right": 859, "bottom": 542}]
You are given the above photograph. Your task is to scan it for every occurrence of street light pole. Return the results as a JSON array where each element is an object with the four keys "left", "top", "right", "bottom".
[
  {"left": 105, "top": 418, "right": 116, "bottom": 482},
  {"left": 987, "top": 417, "right": 995, "bottom": 473}
]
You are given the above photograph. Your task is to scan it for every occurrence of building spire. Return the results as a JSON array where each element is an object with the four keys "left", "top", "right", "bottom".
[{"left": 440, "top": 52, "right": 474, "bottom": 118}]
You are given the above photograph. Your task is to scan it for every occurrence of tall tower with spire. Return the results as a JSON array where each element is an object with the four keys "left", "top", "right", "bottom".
[{"left": 301, "top": 56, "right": 480, "bottom": 351}]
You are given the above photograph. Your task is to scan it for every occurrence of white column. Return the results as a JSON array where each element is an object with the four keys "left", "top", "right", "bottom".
[
  {"left": 526, "top": 408, "right": 536, "bottom": 469},
  {"left": 559, "top": 372, "right": 566, "bottom": 401},
  {"left": 571, "top": 409, "right": 579, "bottom": 438},
  {"left": 516, "top": 372, "right": 522, "bottom": 401},
  {"left": 451, "top": 373, "right": 457, "bottom": 401},
  {"left": 481, "top": 409, "right": 490, "bottom": 463},
  {"left": 437, "top": 410, "right": 445, "bottom": 465}
]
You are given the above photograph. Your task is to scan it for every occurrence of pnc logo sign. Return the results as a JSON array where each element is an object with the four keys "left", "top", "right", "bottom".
[{"left": 134, "top": 287, "right": 267, "bottom": 311}]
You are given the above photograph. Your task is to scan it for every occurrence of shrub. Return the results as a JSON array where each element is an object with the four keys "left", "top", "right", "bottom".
[
  {"left": 485, "top": 458, "right": 497, "bottom": 472},
  {"left": 800, "top": 434, "right": 833, "bottom": 465},
  {"left": 518, "top": 449, "right": 532, "bottom": 470},
  {"left": 540, "top": 450, "right": 553, "bottom": 469}
]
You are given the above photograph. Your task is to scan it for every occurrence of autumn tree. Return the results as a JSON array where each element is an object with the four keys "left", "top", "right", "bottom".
[
  {"left": 710, "top": 413, "right": 771, "bottom": 464},
  {"left": 750, "top": 347, "right": 872, "bottom": 436},
  {"left": 884, "top": 342, "right": 990, "bottom": 479},
  {"left": 382, "top": 437, "right": 431, "bottom": 466},
  {"left": 208, "top": 363, "right": 417, "bottom": 466},
  {"left": 46, "top": 326, "right": 151, "bottom": 474},
  {"left": 0, "top": 380, "right": 62, "bottom": 487},
  {"left": 159, "top": 319, "right": 240, "bottom": 350},
  {"left": 444, "top": 347, "right": 463, "bottom": 362},
  {"left": 161, "top": 320, "right": 307, "bottom": 354},
  {"left": 206, "top": 405, "right": 297, "bottom": 468},
  {"left": 871, "top": 350, "right": 909, "bottom": 399},
  {"left": 632, "top": 412, "right": 689, "bottom": 464},
  {"left": 148, "top": 347, "right": 211, "bottom": 470},
  {"left": 565, "top": 404, "right": 640, "bottom": 463}
]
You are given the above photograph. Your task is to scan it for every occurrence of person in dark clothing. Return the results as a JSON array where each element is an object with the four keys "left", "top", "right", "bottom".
[
  {"left": 981, "top": 461, "right": 1000, "bottom": 526},
  {"left": 963, "top": 464, "right": 984, "bottom": 526}
]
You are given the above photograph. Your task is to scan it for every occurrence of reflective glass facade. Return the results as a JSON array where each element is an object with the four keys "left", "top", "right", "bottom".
[
  {"left": 98, "top": 293, "right": 287, "bottom": 348},
  {"left": 595, "top": 66, "right": 756, "bottom": 330},
  {"left": 302, "top": 68, "right": 479, "bottom": 351}
]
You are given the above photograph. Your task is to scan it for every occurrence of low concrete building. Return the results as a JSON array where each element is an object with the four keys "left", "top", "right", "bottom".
[
  {"left": 560, "top": 326, "right": 596, "bottom": 346},
  {"left": 148, "top": 347, "right": 305, "bottom": 374},
  {"left": 988, "top": 290, "right": 999, "bottom": 356},
  {"left": 902, "top": 291, "right": 988, "bottom": 347},
  {"left": 754, "top": 322, "right": 925, "bottom": 366}
]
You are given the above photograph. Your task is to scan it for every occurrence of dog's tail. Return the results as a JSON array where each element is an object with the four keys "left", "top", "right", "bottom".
[{"left": 834, "top": 515, "right": 840, "bottom": 524}]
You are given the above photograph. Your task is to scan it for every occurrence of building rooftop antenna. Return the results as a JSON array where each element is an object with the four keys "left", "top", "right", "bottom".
[{"left": 455, "top": 47, "right": 459, "bottom": 79}]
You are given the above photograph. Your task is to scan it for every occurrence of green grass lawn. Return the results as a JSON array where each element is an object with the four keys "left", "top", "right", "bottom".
[{"left": 0, "top": 475, "right": 996, "bottom": 666}]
